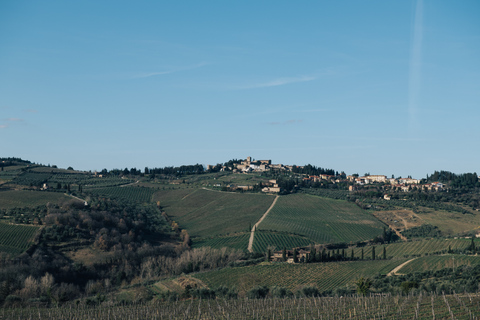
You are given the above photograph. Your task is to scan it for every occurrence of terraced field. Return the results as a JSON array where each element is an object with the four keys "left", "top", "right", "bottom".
[
  {"left": 0, "top": 221, "right": 39, "bottom": 256},
  {"left": 193, "top": 259, "right": 405, "bottom": 293},
  {"left": 155, "top": 189, "right": 275, "bottom": 238},
  {"left": 398, "top": 254, "right": 480, "bottom": 274},
  {"left": 258, "top": 194, "right": 385, "bottom": 244}
]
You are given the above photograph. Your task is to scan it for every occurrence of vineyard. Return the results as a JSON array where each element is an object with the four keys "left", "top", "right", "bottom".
[
  {"left": 86, "top": 186, "right": 155, "bottom": 203},
  {"left": 351, "top": 238, "right": 471, "bottom": 260},
  {"left": 0, "top": 190, "right": 70, "bottom": 209},
  {"left": 156, "top": 189, "right": 275, "bottom": 238},
  {"left": 192, "top": 233, "right": 250, "bottom": 251},
  {"left": 2, "top": 292, "right": 480, "bottom": 319},
  {"left": 398, "top": 254, "right": 480, "bottom": 274},
  {"left": 252, "top": 231, "right": 312, "bottom": 253},
  {"left": 258, "top": 194, "right": 385, "bottom": 244},
  {"left": 193, "top": 259, "right": 405, "bottom": 293},
  {"left": 11, "top": 172, "right": 52, "bottom": 186},
  {"left": 0, "top": 222, "right": 39, "bottom": 256}
]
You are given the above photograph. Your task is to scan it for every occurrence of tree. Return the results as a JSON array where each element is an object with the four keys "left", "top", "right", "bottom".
[
  {"left": 469, "top": 237, "right": 476, "bottom": 253},
  {"left": 310, "top": 245, "right": 316, "bottom": 262},
  {"left": 355, "top": 277, "right": 371, "bottom": 296},
  {"left": 361, "top": 248, "right": 364, "bottom": 260},
  {"left": 282, "top": 247, "right": 287, "bottom": 262},
  {"left": 293, "top": 249, "right": 298, "bottom": 263},
  {"left": 266, "top": 249, "right": 271, "bottom": 262},
  {"left": 372, "top": 246, "right": 376, "bottom": 260},
  {"left": 383, "top": 246, "right": 387, "bottom": 260}
]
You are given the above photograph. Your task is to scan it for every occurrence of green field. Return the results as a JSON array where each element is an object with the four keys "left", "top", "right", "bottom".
[
  {"left": 155, "top": 188, "right": 275, "bottom": 238},
  {"left": 192, "top": 233, "right": 250, "bottom": 250},
  {"left": 352, "top": 238, "right": 471, "bottom": 260},
  {"left": 193, "top": 259, "right": 405, "bottom": 293},
  {"left": 0, "top": 221, "right": 39, "bottom": 256},
  {"left": 398, "top": 254, "right": 480, "bottom": 274},
  {"left": 0, "top": 190, "right": 71, "bottom": 209},
  {"left": 252, "top": 231, "right": 312, "bottom": 252},
  {"left": 258, "top": 194, "right": 385, "bottom": 244},
  {"left": 86, "top": 186, "right": 155, "bottom": 203}
]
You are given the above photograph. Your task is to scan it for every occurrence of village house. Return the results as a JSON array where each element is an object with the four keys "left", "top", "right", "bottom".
[
  {"left": 262, "top": 179, "right": 281, "bottom": 193},
  {"left": 398, "top": 178, "right": 420, "bottom": 185}
]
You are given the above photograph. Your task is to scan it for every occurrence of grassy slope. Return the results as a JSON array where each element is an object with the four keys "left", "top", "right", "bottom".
[
  {"left": 154, "top": 188, "right": 276, "bottom": 238},
  {"left": 258, "top": 193, "right": 385, "bottom": 244},
  {"left": 193, "top": 259, "right": 405, "bottom": 293},
  {"left": 373, "top": 207, "right": 480, "bottom": 236},
  {"left": 0, "top": 190, "right": 71, "bottom": 209}
]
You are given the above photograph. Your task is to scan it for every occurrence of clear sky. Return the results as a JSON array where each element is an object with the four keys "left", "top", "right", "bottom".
[{"left": 1, "top": 1, "right": 479, "bottom": 178}]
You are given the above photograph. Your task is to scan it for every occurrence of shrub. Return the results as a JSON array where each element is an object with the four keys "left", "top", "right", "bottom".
[
  {"left": 298, "top": 286, "right": 320, "bottom": 297},
  {"left": 247, "top": 286, "right": 269, "bottom": 299},
  {"left": 270, "top": 286, "right": 293, "bottom": 298}
]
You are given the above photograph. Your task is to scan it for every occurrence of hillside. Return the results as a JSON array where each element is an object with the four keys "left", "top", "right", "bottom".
[{"left": 0, "top": 158, "right": 479, "bottom": 311}]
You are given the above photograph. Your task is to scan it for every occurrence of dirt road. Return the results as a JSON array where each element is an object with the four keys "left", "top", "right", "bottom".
[{"left": 247, "top": 195, "right": 279, "bottom": 252}]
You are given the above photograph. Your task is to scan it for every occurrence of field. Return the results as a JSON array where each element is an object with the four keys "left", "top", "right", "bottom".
[
  {"left": 86, "top": 186, "right": 155, "bottom": 203},
  {"left": 251, "top": 231, "right": 312, "bottom": 252},
  {"left": 398, "top": 254, "right": 480, "bottom": 274},
  {"left": 155, "top": 188, "right": 276, "bottom": 238},
  {"left": 0, "top": 221, "right": 40, "bottom": 256},
  {"left": 258, "top": 194, "right": 385, "bottom": 244},
  {"left": 0, "top": 190, "right": 71, "bottom": 209},
  {"left": 192, "top": 259, "right": 405, "bottom": 294},
  {"left": 351, "top": 238, "right": 472, "bottom": 260}
]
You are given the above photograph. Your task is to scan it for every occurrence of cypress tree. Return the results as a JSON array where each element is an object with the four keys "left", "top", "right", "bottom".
[
  {"left": 351, "top": 249, "right": 354, "bottom": 260},
  {"left": 383, "top": 246, "right": 386, "bottom": 260},
  {"left": 293, "top": 249, "right": 298, "bottom": 263},
  {"left": 361, "top": 248, "right": 364, "bottom": 260},
  {"left": 282, "top": 247, "right": 287, "bottom": 261},
  {"left": 372, "top": 246, "right": 376, "bottom": 260}
]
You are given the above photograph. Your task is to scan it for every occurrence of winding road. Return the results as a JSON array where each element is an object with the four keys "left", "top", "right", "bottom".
[{"left": 247, "top": 195, "right": 279, "bottom": 253}]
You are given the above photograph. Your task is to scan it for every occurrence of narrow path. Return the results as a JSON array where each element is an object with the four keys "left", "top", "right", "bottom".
[
  {"left": 65, "top": 193, "right": 88, "bottom": 206},
  {"left": 248, "top": 195, "right": 279, "bottom": 253},
  {"left": 387, "top": 258, "right": 417, "bottom": 276}
]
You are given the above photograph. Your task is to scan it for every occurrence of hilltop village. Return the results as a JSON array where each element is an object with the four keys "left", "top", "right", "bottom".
[{"left": 207, "top": 156, "right": 447, "bottom": 195}]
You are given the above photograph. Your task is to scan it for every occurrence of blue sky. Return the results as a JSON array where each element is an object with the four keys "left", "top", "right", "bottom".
[{"left": 1, "top": 1, "right": 479, "bottom": 178}]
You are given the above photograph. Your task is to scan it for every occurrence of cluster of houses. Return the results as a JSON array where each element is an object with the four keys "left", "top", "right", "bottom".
[
  {"left": 208, "top": 157, "right": 294, "bottom": 173},
  {"left": 344, "top": 175, "right": 445, "bottom": 193}
]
